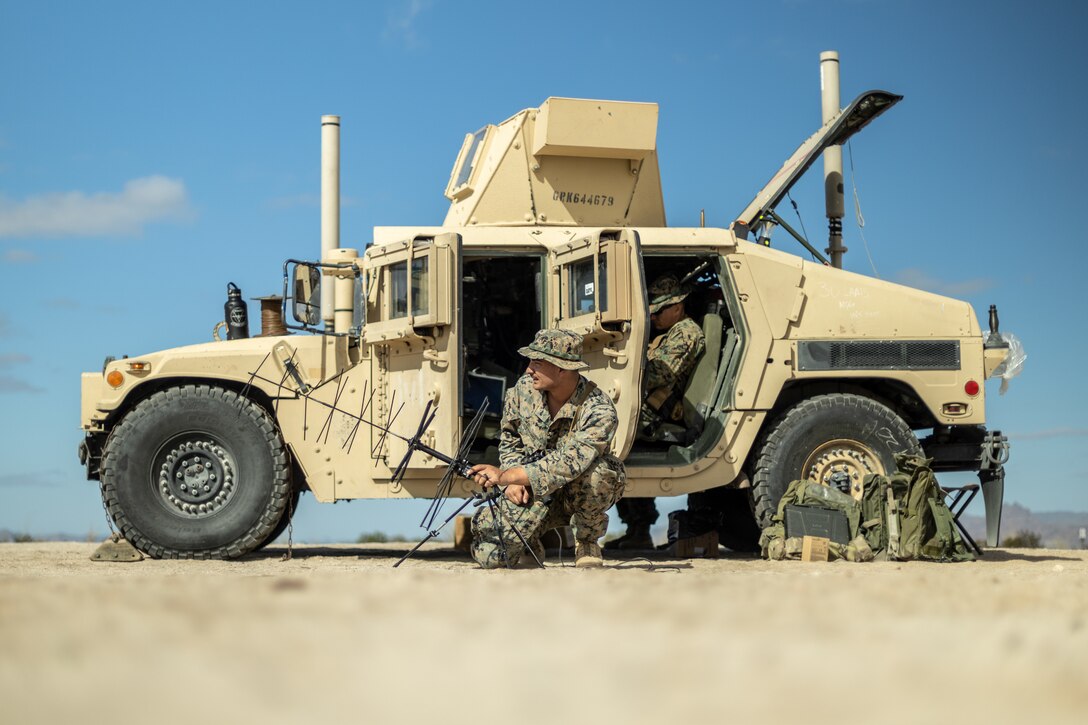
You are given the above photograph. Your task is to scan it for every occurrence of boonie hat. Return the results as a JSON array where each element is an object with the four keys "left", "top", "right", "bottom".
[
  {"left": 518, "top": 329, "right": 589, "bottom": 371},
  {"left": 648, "top": 274, "right": 689, "bottom": 314}
]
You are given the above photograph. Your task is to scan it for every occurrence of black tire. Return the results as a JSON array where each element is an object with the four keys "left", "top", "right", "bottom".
[
  {"left": 749, "top": 393, "right": 921, "bottom": 529},
  {"left": 254, "top": 488, "right": 302, "bottom": 552},
  {"left": 100, "top": 385, "right": 290, "bottom": 559}
]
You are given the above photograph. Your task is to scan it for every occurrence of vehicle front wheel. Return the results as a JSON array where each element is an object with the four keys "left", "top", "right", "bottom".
[
  {"left": 100, "top": 385, "right": 291, "bottom": 559},
  {"left": 254, "top": 487, "right": 302, "bottom": 552},
  {"left": 749, "top": 393, "right": 921, "bottom": 529}
]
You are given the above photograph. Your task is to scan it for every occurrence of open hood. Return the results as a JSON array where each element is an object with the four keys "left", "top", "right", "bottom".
[{"left": 733, "top": 90, "right": 902, "bottom": 235}]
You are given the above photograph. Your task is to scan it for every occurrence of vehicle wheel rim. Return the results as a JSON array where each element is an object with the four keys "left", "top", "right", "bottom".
[
  {"left": 801, "top": 438, "right": 886, "bottom": 501},
  {"left": 153, "top": 434, "right": 237, "bottom": 518}
]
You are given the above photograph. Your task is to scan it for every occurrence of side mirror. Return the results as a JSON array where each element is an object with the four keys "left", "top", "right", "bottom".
[{"left": 291, "top": 264, "right": 321, "bottom": 326}]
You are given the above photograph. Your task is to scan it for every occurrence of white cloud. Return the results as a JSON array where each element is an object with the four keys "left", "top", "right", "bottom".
[
  {"left": 3, "top": 248, "right": 38, "bottom": 263},
  {"left": 0, "top": 176, "right": 194, "bottom": 239},
  {"left": 384, "top": 0, "right": 430, "bottom": 48},
  {"left": 894, "top": 267, "right": 995, "bottom": 297}
]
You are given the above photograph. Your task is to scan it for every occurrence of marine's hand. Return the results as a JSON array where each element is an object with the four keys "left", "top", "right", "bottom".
[
  {"left": 470, "top": 464, "right": 502, "bottom": 489},
  {"left": 504, "top": 484, "right": 531, "bottom": 506}
]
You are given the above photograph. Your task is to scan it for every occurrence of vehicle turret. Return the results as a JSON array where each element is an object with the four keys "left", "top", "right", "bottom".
[{"left": 442, "top": 97, "right": 665, "bottom": 227}]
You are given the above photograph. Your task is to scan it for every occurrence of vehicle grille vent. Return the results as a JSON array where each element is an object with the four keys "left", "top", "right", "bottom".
[{"left": 797, "top": 340, "right": 961, "bottom": 371}]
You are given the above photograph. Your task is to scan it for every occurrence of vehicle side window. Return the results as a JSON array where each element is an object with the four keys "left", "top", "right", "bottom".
[
  {"left": 556, "top": 236, "right": 629, "bottom": 328},
  {"left": 362, "top": 235, "right": 454, "bottom": 343},
  {"left": 412, "top": 256, "right": 429, "bottom": 317},
  {"left": 389, "top": 261, "right": 408, "bottom": 319},
  {"left": 567, "top": 258, "right": 595, "bottom": 315}
]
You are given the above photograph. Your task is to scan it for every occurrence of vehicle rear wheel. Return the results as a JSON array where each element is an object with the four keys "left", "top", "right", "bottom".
[
  {"left": 100, "top": 385, "right": 290, "bottom": 559},
  {"left": 749, "top": 393, "right": 921, "bottom": 529}
]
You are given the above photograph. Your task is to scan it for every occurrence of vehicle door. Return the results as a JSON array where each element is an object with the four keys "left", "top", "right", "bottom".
[
  {"left": 361, "top": 232, "right": 461, "bottom": 481},
  {"left": 546, "top": 229, "right": 648, "bottom": 457}
]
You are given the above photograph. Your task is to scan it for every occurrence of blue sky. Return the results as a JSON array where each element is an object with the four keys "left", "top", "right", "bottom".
[{"left": 1, "top": 0, "right": 1085, "bottom": 542}]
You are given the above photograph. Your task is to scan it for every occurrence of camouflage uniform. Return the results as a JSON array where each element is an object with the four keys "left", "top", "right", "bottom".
[
  {"left": 471, "top": 331, "right": 626, "bottom": 569},
  {"left": 639, "top": 316, "right": 706, "bottom": 430},
  {"left": 618, "top": 275, "right": 705, "bottom": 531}
]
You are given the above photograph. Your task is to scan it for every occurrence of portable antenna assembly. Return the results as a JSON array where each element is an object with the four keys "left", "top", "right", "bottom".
[
  {"left": 240, "top": 353, "right": 540, "bottom": 568},
  {"left": 393, "top": 399, "right": 495, "bottom": 567},
  {"left": 390, "top": 399, "right": 543, "bottom": 568}
]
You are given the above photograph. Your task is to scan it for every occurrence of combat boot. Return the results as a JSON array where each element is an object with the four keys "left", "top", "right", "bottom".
[
  {"left": 603, "top": 524, "right": 654, "bottom": 551},
  {"left": 575, "top": 540, "right": 604, "bottom": 568}
]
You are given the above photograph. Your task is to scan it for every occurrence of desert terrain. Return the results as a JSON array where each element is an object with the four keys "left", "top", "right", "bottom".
[{"left": 1, "top": 542, "right": 1085, "bottom": 725}]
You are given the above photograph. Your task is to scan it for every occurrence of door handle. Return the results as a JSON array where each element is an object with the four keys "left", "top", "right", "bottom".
[{"left": 602, "top": 347, "right": 627, "bottom": 365}]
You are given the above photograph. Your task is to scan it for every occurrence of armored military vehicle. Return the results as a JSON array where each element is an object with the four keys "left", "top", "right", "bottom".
[{"left": 78, "top": 64, "right": 1013, "bottom": 559}]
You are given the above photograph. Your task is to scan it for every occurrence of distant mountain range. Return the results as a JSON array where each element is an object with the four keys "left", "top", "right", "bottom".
[{"left": 961, "top": 503, "right": 1088, "bottom": 549}]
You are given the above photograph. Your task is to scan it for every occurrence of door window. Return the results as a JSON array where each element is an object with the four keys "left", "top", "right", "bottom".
[
  {"left": 363, "top": 235, "right": 454, "bottom": 343},
  {"left": 556, "top": 236, "right": 632, "bottom": 330}
]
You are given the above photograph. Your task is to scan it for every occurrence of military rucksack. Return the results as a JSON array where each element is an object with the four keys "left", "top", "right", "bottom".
[
  {"left": 861, "top": 454, "right": 976, "bottom": 563},
  {"left": 760, "top": 455, "right": 976, "bottom": 563}
]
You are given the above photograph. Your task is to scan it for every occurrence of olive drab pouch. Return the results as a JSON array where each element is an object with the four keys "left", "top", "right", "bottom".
[
  {"left": 759, "top": 478, "right": 804, "bottom": 559},
  {"left": 843, "top": 534, "right": 874, "bottom": 562},
  {"left": 859, "top": 472, "right": 890, "bottom": 555}
]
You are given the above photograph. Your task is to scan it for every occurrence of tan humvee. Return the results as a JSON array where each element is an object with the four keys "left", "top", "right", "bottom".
[{"left": 78, "top": 90, "right": 1012, "bottom": 559}]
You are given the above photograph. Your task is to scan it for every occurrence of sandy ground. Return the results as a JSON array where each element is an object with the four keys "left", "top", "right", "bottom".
[{"left": 1, "top": 542, "right": 1085, "bottom": 725}]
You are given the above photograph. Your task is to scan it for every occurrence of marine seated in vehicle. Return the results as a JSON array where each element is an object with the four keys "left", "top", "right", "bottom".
[
  {"left": 467, "top": 329, "right": 626, "bottom": 569},
  {"left": 609, "top": 274, "right": 705, "bottom": 550}
]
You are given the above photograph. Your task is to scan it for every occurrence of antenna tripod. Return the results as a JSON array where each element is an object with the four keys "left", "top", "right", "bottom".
[{"left": 387, "top": 399, "right": 543, "bottom": 569}]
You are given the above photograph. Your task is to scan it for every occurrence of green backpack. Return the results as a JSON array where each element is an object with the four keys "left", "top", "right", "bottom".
[
  {"left": 862, "top": 455, "right": 976, "bottom": 563},
  {"left": 761, "top": 455, "right": 976, "bottom": 563}
]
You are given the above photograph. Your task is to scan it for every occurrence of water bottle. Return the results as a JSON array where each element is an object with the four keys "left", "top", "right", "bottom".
[{"left": 224, "top": 282, "right": 249, "bottom": 340}]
